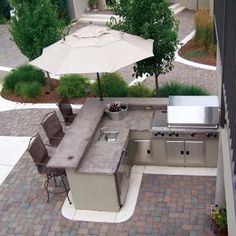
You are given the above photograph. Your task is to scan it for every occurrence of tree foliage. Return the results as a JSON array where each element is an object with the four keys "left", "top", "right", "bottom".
[
  {"left": 51, "top": 0, "right": 69, "bottom": 23},
  {"left": 109, "top": 0, "right": 179, "bottom": 94},
  {"left": 10, "top": 0, "right": 66, "bottom": 60},
  {"left": 0, "top": 0, "right": 11, "bottom": 22}
]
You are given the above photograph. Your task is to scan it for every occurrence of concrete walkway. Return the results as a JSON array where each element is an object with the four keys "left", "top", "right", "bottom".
[
  {"left": 0, "top": 24, "right": 28, "bottom": 81},
  {"left": 0, "top": 10, "right": 217, "bottom": 95}
]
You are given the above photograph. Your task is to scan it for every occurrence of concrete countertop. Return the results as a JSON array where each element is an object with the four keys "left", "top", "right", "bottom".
[
  {"left": 47, "top": 99, "right": 105, "bottom": 168},
  {"left": 78, "top": 109, "right": 154, "bottom": 174},
  {"left": 47, "top": 97, "right": 168, "bottom": 170}
]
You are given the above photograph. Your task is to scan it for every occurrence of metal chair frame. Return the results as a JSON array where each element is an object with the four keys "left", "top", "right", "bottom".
[
  {"left": 40, "top": 111, "right": 65, "bottom": 147},
  {"left": 27, "top": 134, "right": 71, "bottom": 204},
  {"left": 57, "top": 97, "right": 77, "bottom": 126}
]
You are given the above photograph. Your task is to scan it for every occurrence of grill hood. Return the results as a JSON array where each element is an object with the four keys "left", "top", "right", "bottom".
[{"left": 167, "top": 96, "right": 219, "bottom": 128}]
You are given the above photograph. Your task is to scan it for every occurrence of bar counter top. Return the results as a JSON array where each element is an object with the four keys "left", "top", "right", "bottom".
[{"left": 47, "top": 97, "right": 168, "bottom": 173}]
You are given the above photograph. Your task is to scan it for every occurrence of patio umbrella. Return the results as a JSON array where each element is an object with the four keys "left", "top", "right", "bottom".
[{"left": 30, "top": 25, "right": 154, "bottom": 101}]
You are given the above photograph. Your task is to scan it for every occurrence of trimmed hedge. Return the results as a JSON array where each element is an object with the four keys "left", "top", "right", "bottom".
[
  {"left": 92, "top": 73, "right": 128, "bottom": 97},
  {"left": 58, "top": 74, "right": 90, "bottom": 98},
  {"left": 127, "top": 83, "right": 153, "bottom": 97},
  {"left": 158, "top": 81, "right": 209, "bottom": 97}
]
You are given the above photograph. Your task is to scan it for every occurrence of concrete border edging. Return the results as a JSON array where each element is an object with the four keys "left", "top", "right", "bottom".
[
  {"left": 175, "top": 31, "right": 216, "bottom": 71},
  {"left": 61, "top": 165, "right": 217, "bottom": 223}
]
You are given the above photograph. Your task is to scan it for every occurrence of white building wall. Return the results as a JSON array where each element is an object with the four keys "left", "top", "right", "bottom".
[
  {"left": 169, "top": 0, "right": 211, "bottom": 11},
  {"left": 67, "top": 0, "right": 89, "bottom": 20}
]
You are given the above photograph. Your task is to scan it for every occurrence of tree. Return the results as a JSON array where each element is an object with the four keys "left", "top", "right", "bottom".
[
  {"left": 10, "top": 0, "right": 66, "bottom": 60},
  {"left": 0, "top": 0, "right": 11, "bottom": 21},
  {"left": 51, "top": 0, "right": 69, "bottom": 22},
  {"left": 109, "top": 0, "right": 179, "bottom": 95}
]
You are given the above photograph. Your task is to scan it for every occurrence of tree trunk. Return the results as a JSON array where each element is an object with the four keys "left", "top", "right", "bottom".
[{"left": 154, "top": 72, "right": 159, "bottom": 96}]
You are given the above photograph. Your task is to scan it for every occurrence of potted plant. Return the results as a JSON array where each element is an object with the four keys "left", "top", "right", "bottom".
[
  {"left": 105, "top": 101, "right": 128, "bottom": 120},
  {"left": 209, "top": 205, "right": 228, "bottom": 236},
  {"left": 89, "top": 0, "right": 98, "bottom": 10}
]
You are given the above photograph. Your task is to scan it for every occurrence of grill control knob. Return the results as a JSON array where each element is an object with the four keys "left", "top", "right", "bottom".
[
  {"left": 175, "top": 133, "right": 179, "bottom": 137},
  {"left": 161, "top": 133, "right": 165, "bottom": 136},
  {"left": 213, "top": 133, "right": 218, "bottom": 138},
  {"left": 169, "top": 133, "right": 173, "bottom": 137},
  {"left": 154, "top": 132, "right": 158, "bottom": 137},
  {"left": 191, "top": 133, "right": 195, "bottom": 137},
  {"left": 207, "top": 133, "right": 212, "bottom": 138}
]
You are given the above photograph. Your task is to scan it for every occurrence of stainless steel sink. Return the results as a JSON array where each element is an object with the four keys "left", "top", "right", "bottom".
[{"left": 99, "top": 128, "right": 119, "bottom": 143}]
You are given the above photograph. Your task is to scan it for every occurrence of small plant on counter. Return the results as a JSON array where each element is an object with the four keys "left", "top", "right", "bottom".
[{"left": 106, "top": 101, "right": 128, "bottom": 112}]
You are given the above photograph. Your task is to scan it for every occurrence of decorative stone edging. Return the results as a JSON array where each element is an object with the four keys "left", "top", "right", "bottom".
[{"left": 175, "top": 31, "right": 216, "bottom": 71}]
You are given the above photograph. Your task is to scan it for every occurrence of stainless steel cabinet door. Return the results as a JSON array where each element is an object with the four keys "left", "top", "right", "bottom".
[
  {"left": 132, "top": 140, "right": 153, "bottom": 165},
  {"left": 116, "top": 150, "right": 130, "bottom": 206},
  {"left": 185, "top": 141, "right": 205, "bottom": 166},
  {"left": 166, "top": 141, "right": 185, "bottom": 165}
]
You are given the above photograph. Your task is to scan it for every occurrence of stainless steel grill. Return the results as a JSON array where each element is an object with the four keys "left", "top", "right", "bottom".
[{"left": 150, "top": 96, "right": 219, "bottom": 167}]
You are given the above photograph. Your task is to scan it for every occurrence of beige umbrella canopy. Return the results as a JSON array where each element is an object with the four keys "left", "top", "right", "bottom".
[{"left": 30, "top": 25, "right": 154, "bottom": 100}]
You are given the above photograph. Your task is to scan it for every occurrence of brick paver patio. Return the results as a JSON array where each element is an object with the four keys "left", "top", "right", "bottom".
[
  {"left": 0, "top": 9, "right": 217, "bottom": 236},
  {"left": 0, "top": 150, "right": 215, "bottom": 236},
  {"left": 0, "top": 109, "right": 54, "bottom": 136}
]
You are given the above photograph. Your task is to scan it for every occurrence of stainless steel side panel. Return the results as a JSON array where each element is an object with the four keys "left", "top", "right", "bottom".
[
  {"left": 185, "top": 141, "right": 205, "bottom": 166},
  {"left": 166, "top": 141, "right": 185, "bottom": 165},
  {"left": 116, "top": 150, "right": 130, "bottom": 206},
  {"left": 167, "top": 96, "right": 219, "bottom": 127},
  {"left": 167, "top": 106, "right": 219, "bottom": 127},
  {"left": 132, "top": 140, "right": 153, "bottom": 165}
]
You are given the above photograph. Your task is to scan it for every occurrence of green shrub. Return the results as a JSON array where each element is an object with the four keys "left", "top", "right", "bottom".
[
  {"left": 51, "top": 0, "right": 70, "bottom": 24},
  {"left": 158, "top": 81, "right": 184, "bottom": 97},
  {"left": 3, "top": 71, "right": 21, "bottom": 91},
  {"left": 181, "top": 84, "right": 209, "bottom": 95},
  {"left": 127, "top": 83, "right": 153, "bottom": 97},
  {"left": 92, "top": 73, "right": 128, "bottom": 97},
  {"left": 3, "top": 64, "right": 45, "bottom": 91},
  {"left": 58, "top": 74, "right": 90, "bottom": 98},
  {"left": 15, "top": 81, "right": 42, "bottom": 98},
  {"left": 0, "top": 0, "right": 11, "bottom": 23},
  {"left": 195, "top": 9, "right": 215, "bottom": 52},
  {"left": 159, "top": 81, "right": 209, "bottom": 97}
]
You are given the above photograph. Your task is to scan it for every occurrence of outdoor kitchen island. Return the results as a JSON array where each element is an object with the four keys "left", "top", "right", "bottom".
[{"left": 47, "top": 97, "right": 219, "bottom": 212}]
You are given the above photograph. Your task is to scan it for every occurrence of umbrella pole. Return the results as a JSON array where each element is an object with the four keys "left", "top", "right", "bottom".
[
  {"left": 46, "top": 71, "right": 53, "bottom": 92},
  {"left": 97, "top": 73, "right": 103, "bottom": 101}
]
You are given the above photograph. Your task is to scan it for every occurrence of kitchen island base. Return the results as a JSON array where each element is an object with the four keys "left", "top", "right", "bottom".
[{"left": 66, "top": 169, "right": 121, "bottom": 212}]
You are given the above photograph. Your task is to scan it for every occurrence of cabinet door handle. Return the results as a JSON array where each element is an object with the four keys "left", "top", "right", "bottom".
[
  {"left": 180, "top": 150, "right": 184, "bottom": 155},
  {"left": 186, "top": 151, "right": 190, "bottom": 155}
]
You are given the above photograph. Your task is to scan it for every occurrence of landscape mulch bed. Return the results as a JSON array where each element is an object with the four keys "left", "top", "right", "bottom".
[
  {"left": 179, "top": 39, "right": 216, "bottom": 66},
  {"left": 1, "top": 38, "right": 216, "bottom": 104},
  {"left": 1, "top": 79, "right": 92, "bottom": 104}
]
